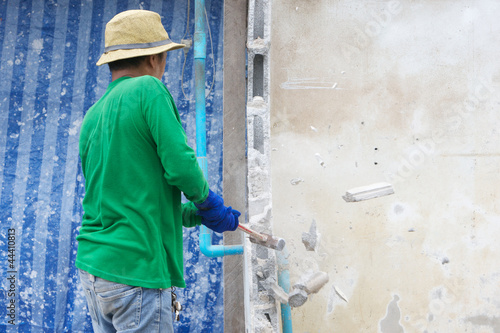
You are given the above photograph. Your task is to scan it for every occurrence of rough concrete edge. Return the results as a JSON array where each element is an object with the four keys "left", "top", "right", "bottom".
[{"left": 244, "top": 0, "right": 281, "bottom": 331}]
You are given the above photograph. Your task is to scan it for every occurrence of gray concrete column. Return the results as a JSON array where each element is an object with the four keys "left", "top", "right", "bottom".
[{"left": 223, "top": 0, "right": 248, "bottom": 332}]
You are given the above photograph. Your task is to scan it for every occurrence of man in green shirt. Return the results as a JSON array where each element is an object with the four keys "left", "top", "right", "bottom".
[{"left": 76, "top": 10, "right": 239, "bottom": 333}]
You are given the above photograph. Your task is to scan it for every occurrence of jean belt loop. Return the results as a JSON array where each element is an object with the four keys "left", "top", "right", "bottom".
[{"left": 89, "top": 273, "right": 96, "bottom": 293}]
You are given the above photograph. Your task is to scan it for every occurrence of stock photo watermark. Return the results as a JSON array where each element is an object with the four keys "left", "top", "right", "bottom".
[
  {"left": 410, "top": 278, "right": 467, "bottom": 331},
  {"left": 341, "top": 1, "right": 403, "bottom": 61},
  {"left": 5, "top": 228, "right": 17, "bottom": 325},
  {"left": 387, "top": 78, "right": 496, "bottom": 185}
]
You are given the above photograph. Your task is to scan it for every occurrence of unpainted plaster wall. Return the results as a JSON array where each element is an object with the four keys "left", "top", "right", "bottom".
[{"left": 269, "top": 0, "right": 500, "bottom": 331}]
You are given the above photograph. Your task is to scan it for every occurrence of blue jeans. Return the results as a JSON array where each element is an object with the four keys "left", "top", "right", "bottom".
[{"left": 79, "top": 269, "right": 174, "bottom": 333}]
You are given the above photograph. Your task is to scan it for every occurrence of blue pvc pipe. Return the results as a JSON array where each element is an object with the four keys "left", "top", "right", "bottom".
[
  {"left": 194, "top": 0, "right": 207, "bottom": 167},
  {"left": 200, "top": 226, "right": 244, "bottom": 257},
  {"left": 277, "top": 246, "right": 293, "bottom": 332},
  {"left": 195, "top": 0, "right": 243, "bottom": 257}
]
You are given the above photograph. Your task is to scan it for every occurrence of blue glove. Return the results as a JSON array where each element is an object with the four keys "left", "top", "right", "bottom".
[
  {"left": 194, "top": 189, "right": 224, "bottom": 211},
  {"left": 196, "top": 204, "right": 241, "bottom": 233}
]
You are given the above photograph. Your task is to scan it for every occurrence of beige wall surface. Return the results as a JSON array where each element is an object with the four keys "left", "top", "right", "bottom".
[{"left": 269, "top": 0, "right": 500, "bottom": 331}]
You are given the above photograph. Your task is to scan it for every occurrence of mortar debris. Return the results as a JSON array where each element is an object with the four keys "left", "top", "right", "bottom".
[
  {"left": 315, "top": 153, "right": 326, "bottom": 168},
  {"left": 342, "top": 182, "right": 394, "bottom": 202},
  {"left": 288, "top": 288, "right": 308, "bottom": 308},
  {"left": 334, "top": 285, "right": 349, "bottom": 303},
  {"left": 302, "top": 219, "right": 319, "bottom": 251},
  {"left": 290, "top": 177, "right": 304, "bottom": 185},
  {"left": 288, "top": 271, "right": 330, "bottom": 308},
  {"left": 268, "top": 281, "right": 289, "bottom": 304},
  {"left": 299, "top": 271, "right": 329, "bottom": 294}
]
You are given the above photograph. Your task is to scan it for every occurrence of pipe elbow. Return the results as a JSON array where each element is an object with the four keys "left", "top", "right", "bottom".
[{"left": 199, "top": 225, "right": 244, "bottom": 257}]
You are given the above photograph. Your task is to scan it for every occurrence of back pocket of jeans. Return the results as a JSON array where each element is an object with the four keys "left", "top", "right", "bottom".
[{"left": 96, "top": 286, "right": 142, "bottom": 331}]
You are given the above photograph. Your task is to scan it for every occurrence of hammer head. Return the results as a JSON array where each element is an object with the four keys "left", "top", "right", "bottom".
[{"left": 249, "top": 233, "right": 286, "bottom": 251}]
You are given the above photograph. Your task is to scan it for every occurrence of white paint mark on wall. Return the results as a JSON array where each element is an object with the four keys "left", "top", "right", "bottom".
[
  {"left": 280, "top": 78, "right": 340, "bottom": 90},
  {"left": 379, "top": 295, "right": 404, "bottom": 333}
]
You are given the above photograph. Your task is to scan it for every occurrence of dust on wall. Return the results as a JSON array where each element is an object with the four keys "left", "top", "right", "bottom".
[{"left": 269, "top": 0, "right": 500, "bottom": 331}]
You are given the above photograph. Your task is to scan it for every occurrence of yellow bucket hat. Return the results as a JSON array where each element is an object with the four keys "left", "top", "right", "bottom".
[{"left": 96, "top": 10, "right": 185, "bottom": 66}]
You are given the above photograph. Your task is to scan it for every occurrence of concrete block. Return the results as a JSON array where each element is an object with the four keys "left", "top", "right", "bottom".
[{"left": 343, "top": 182, "right": 394, "bottom": 202}]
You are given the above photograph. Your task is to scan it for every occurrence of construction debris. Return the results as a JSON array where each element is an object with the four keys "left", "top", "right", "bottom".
[
  {"left": 342, "top": 182, "right": 394, "bottom": 202},
  {"left": 268, "top": 281, "right": 290, "bottom": 304},
  {"left": 288, "top": 288, "right": 308, "bottom": 308},
  {"left": 315, "top": 153, "right": 326, "bottom": 168},
  {"left": 334, "top": 285, "right": 349, "bottom": 303},
  {"left": 288, "top": 271, "right": 330, "bottom": 308},
  {"left": 296, "top": 271, "right": 329, "bottom": 295},
  {"left": 301, "top": 219, "right": 319, "bottom": 251},
  {"left": 290, "top": 177, "right": 304, "bottom": 185}
]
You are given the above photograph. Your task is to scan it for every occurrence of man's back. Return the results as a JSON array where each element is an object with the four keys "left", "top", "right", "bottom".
[{"left": 77, "top": 75, "right": 207, "bottom": 289}]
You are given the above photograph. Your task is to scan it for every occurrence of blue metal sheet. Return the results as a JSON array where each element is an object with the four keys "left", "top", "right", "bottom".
[{"left": 0, "top": 0, "right": 224, "bottom": 331}]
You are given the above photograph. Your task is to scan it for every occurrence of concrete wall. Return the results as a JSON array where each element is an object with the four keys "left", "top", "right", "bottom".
[{"left": 269, "top": 0, "right": 500, "bottom": 331}]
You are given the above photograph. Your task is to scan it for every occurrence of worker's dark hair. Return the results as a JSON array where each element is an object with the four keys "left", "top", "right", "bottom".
[
  {"left": 107, "top": 52, "right": 166, "bottom": 71},
  {"left": 108, "top": 55, "right": 147, "bottom": 71}
]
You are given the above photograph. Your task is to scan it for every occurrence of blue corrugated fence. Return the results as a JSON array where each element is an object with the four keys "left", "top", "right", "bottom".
[{"left": 0, "top": 0, "right": 225, "bottom": 331}]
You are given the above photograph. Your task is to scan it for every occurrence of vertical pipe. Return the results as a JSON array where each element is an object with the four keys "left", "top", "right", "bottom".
[
  {"left": 195, "top": 0, "right": 243, "bottom": 257},
  {"left": 277, "top": 247, "right": 293, "bottom": 332},
  {"left": 194, "top": 0, "right": 207, "bottom": 175}
]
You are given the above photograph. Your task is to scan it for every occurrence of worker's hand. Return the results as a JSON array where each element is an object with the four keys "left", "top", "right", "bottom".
[
  {"left": 197, "top": 206, "right": 240, "bottom": 233},
  {"left": 194, "top": 189, "right": 224, "bottom": 211}
]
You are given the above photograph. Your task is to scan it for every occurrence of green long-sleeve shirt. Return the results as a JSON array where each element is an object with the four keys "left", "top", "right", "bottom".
[{"left": 76, "top": 75, "right": 208, "bottom": 289}]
